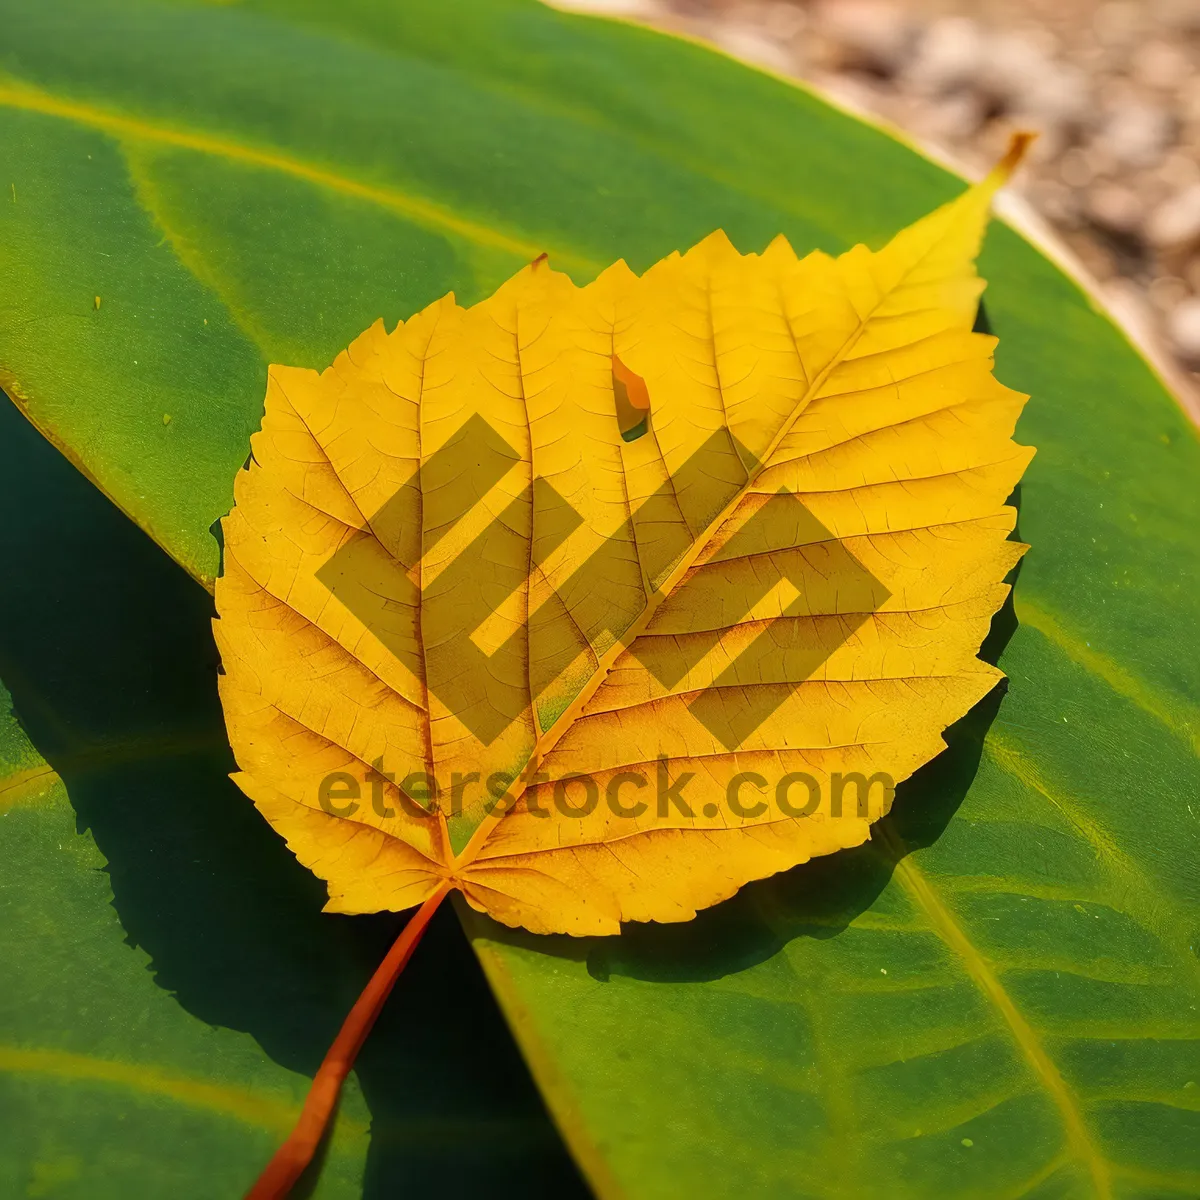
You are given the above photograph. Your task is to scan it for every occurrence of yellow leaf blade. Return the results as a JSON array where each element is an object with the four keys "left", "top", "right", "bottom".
[{"left": 215, "top": 139, "right": 1034, "bottom": 933}]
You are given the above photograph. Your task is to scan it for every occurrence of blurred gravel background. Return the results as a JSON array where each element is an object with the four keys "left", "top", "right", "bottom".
[{"left": 559, "top": 0, "right": 1200, "bottom": 409}]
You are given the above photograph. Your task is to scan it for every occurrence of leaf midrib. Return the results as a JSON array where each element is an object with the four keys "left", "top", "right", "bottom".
[
  {"left": 0, "top": 733, "right": 226, "bottom": 813},
  {"left": 984, "top": 732, "right": 1200, "bottom": 989},
  {"left": 0, "top": 76, "right": 602, "bottom": 275},
  {"left": 879, "top": 828, "right": 1114, "bottom": 1200},
  {"left": 0, "top": 1044, "right": 309, "bottom": 1135}
]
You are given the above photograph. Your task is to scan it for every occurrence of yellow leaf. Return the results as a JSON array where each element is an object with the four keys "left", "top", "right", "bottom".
[{"left": 214, "top": 138, "right": 1034, "bottom": 936}]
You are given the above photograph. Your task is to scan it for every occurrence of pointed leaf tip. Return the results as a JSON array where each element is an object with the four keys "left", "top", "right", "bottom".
[{"left": 991, "top": 131, "right": 1036, "bottom": 185}]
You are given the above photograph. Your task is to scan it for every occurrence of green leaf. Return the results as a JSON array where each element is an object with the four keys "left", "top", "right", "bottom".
[
  {"left": 0, "top": 0, "right": 956, "bottom": 585},
  {"left": 0, "top": 400, "right": 588, "bottom": 1198},
  {"left": 2, "top": 1, "right": 1198, "bottom": 1197}
]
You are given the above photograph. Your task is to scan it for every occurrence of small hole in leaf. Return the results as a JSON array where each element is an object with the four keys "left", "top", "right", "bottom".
[{"left": 612, "top": 353, "right": 650, "bottom": 442}]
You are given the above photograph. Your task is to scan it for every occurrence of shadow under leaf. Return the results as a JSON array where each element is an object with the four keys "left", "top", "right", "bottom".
[
  {"left": 544, "top": 669, "right": 1014, "bottom": 988},
  {"left": 0, "top": 395, "right": 590, "bottom": 1199},
  {"left": 0, "top": 287, "right": 1024, "bottom": 1189},
  {"left": 475, "top": 592, "right": 1016, "bottom": 989}
]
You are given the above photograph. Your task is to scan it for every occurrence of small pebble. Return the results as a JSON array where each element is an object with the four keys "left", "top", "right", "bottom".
[
  {"left": 1156, "top": 0, "right": 1200, "bottom": 34},
  {"left": 714, "top": 24, "right": 795, "bottom": 73},
  {"left": 1132, "top": 41, "right": 1192, "bottom": 90},
  {"left": 1096, "top": 101, "right": 1174, "bottom": 168},
  {"left": 1167, "top": 297, "right": 1200, "bottom": 362},
  {"left": 904, "top": 16, "right": 981, "bottom": 94},
  {"left": 815, "top": 0, "right": 914, "bottom": 75},
  {"left": 1086, "top": 182, "right": 1145, "bottom": 236},
  {"left": 1148, "top": 275, "right": 1191, "bottom": 312},
  {"left": 1059, "top": 148, "right": 1095, "bottom": 189},
  {"left": 1147, "top": 183, "right": 1200, "bottom": 249}
]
